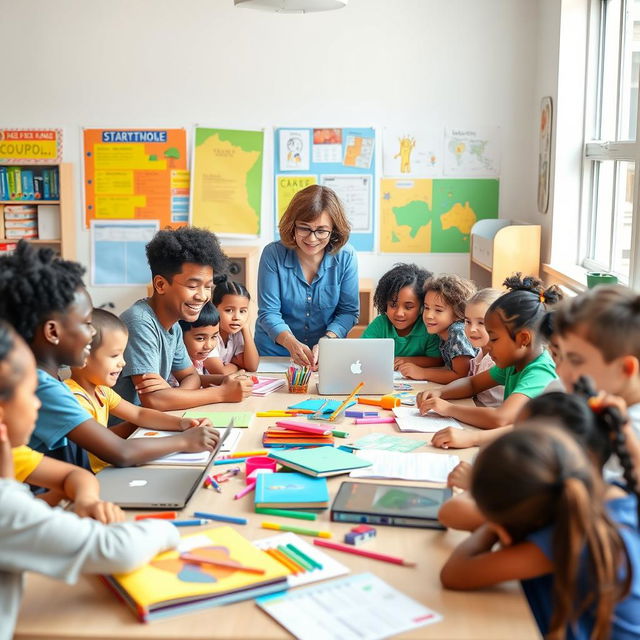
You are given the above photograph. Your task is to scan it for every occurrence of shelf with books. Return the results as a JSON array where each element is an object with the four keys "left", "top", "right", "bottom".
[{"left": 0, "top": 163, "right": 76, "bottom": 260}]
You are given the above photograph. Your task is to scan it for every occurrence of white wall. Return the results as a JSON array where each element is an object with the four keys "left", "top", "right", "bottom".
[{"left": 2, "top": 0, "right": 539, "bottom": 312}]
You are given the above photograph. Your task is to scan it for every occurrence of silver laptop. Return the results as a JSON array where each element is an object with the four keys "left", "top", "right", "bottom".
[
  {"left": 97, "top": 426, "right": 231, "bottom": 509},
  {"left": 317, "top": 338, "right": 394, "bottom": 395}
]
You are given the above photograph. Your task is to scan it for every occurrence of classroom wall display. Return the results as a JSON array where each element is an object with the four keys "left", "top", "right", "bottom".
[
  {"left": 0, "top": 129, "right": 63, "bottom": 164},
  {"left": 191, "top": 127, "right": 264, "bottom": 237},
  {"left": 443, "top": 127, "right": 500, "bottom": 177},
  {"left": 379, "top": 178, "right": 499, "bottom": 253},
  {"left": 274, "top": 127, "right": 376, "bottom": 252},
  {"left": 91, "top": 220, "right": 158, "bottom": 286},
  {"left": 537, "top": 97, "right": 552, "bottom": 213},
  {"left": 83, "top": 128, "right": 188, "bottom": 228},
  {"left": 382, "top": 128, "right": 442, "bottom": 178}
]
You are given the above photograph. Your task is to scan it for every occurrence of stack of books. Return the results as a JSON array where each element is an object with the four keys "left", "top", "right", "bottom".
[
  {"left": 3, "top": 204, "right": 38, "bottom": 239},
  {"left": 262, "top": 426, "right": 334, "bottom": 449}
]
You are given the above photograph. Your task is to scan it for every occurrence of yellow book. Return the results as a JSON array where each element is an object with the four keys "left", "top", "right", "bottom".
[{"left": 103, "top": 526, "right": 290, "bottom": 622}]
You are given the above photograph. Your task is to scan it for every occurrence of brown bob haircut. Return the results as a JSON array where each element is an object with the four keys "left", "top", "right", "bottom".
[{"left": 279, "top": 185, "right": 351, "bottom": 254}]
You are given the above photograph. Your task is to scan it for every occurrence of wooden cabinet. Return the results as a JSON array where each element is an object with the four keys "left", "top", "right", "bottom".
[
  {"left": 0, "top": 163, "right": 76, "bottom": 259},
  {"left": 347, "top": 278, "right": 374, "bottom": 338},
  {"left": 470, "top": 219, "right": 541, "bottom": 288}
]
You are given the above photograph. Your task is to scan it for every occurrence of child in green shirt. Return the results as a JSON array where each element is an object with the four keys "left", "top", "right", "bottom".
[{"left": 361, "top": 263, "right": 441, "bottom": 370}]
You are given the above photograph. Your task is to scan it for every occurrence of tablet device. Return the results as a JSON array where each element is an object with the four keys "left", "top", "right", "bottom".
[{"left": 331, "top": 481, "right": 452, "bottom": 530}]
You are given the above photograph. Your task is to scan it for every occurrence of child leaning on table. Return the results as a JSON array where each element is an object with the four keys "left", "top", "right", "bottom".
[
  {"left": 419, "top": 275, "right": 562, "bottom": 450},
  {"left": 0, "top": 321, "right": 179, "bottom": 640},
  {"left": 397, "top": 274, "right": 477, "bottom": 384},
  {"left": 66, "top": 308, "right": 219, "bottom": 474}
]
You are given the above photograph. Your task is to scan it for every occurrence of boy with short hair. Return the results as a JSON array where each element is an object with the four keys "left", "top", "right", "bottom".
[{"left": 114, "top": 227, "right": 252, "bottom": 412}]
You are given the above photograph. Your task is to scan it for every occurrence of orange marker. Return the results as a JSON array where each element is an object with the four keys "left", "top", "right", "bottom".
[{"left": 134, "top": 511, "right": 177, "bottom": 520}]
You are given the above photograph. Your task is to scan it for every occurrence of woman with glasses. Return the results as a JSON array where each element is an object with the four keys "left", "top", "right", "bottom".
[{"left": 255, "top": 184, "right": 359, "bottom": 366}]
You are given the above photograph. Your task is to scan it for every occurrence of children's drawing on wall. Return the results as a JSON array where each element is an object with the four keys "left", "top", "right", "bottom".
[
  {"left": 279, "top": 129, "right": 310, "bottom": 171},
  {"left": 382, "top": 128, "right": 442, "bottom": 178}
]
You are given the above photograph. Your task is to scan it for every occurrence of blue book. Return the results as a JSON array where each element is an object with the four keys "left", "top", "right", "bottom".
[
  {"left": 269, "top": 447, "right": 372, "bottom": 478},
  {"left": 0, "top": 168, "right": 8, "bottom": 199},
  {"left": 288, "top": 398, "right": 356, "bottom": 414},
  {"left": 21, "top": 170, "right": 34, "bottom": 199},
  {"left": 254, "top": 472, "right": 329, "bottom": 508}
]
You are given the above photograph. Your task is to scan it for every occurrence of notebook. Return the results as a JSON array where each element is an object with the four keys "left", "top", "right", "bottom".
[
  {"left": 262, "top": 427, "right": 334, "bottom": 448},
  {"left": 103, "top": 526, "right": 290, "bottom": 622},
  {"left": 252, "top": 376, "right": 286, "bottom": 396},
  {"left": 317, "top": 338, "right": 394, "bottom": 395},
  {"left": 268, "top": 446, "right": 372, "bottom": 478},
  {"left": 254, "top": 472, "right": 329, "bottom": 509}
]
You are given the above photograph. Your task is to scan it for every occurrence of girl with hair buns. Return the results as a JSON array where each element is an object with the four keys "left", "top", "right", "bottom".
[
  {"left": 441, "top": 423, "right": 640, "bottom": 640},
  {"left": 419, "top": 274, "right": 563, "bottom": 449},
  {"left": 255, "top": 185, "right": 359, "bottom": 368}
]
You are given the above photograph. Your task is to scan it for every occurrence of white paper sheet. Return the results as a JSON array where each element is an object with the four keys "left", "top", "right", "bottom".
[
  {"left": 350, "top": 450, "right": 459, "bottom": 483},
  {"left": 392, "top": 406, "right": 463, "bottom": 433},
  {"left": 256, "top": 358, "right": 291, "bottom": 374},
  {"left": 256, "top": 573, "right": 442, "bottom": 640}
]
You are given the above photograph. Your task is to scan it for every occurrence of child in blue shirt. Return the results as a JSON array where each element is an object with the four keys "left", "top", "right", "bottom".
[
  {"left": 440, "top": 404, "right": 640, "bottom": 640},
  {"left": 398, "top": 273, "right": 476, "bottom": 383}
]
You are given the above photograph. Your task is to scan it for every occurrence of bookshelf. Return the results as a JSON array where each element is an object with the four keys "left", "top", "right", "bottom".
[
  {"left": 469, "top": 219, "right": 541, "bottom": 288},
  {"left": 0, "top": 163, "right": 76, "bottom": 260}
]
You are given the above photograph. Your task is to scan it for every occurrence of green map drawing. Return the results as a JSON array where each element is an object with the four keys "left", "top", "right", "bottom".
[{"left": 380, "top": 179, "right": 499, "bottom": 253}]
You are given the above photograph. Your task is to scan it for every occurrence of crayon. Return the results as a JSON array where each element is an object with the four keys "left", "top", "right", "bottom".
[
  {"left": 134, "top": 511, "right": 177, "bottom": 520},
  {"left": 261, "top": 521, "right": 332, "bottom": 538},
  {"left": 286, "top": 543, "right": 323, "bottom": 570},
  {"left": 331, "top": 430, "right": 349, "bottom": 438},
  {"left": 193, "top": 511, "right": 248, "bottom": 525},
  {"left": 313, "top": 539, "right": 416, "bottom": 567},
  {"left": 220, "top": 450, "right": 268, "bottom": 459},
  {"left": 278, "top": 545, "right": 313, "bottom": 572},
  {"left": 170, "top": 519, "right": 209, "bottom": 527},
  {"left": 234, "top": 483, "right": 257, "bottom": 500}
]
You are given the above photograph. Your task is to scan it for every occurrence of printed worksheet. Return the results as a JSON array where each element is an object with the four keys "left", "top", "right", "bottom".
[{"left": 350, "top": 450, "right": 459, "bottom": 482}]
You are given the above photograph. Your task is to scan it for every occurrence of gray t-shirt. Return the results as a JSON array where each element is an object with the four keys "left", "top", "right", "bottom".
[
  {"left": 0, "top": 479, "right": 179, "bottom": 640},
  {"left": 114, "top": 299, "right": 192, "bottom": 406}
]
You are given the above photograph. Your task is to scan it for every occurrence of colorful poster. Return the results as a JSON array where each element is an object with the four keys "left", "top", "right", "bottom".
[
  {"left": 191, "top": 127, "right": 264, "bottom": 237},
  {"left": 276, "top": 175, "right": 317, "bottom": 220},
  {"left": 444, "top": 127, "right": 500, "bottom": 177},
  {"left": 83, "top": 128, "right": 187, "bottom": 228},
  {"left": 279, "top": 129, "right": 310, "bottom": 171},
  {"left": 0, "top": 129, "right": 63, "bottom": 163},
  {"left": 380, "top": 178, "right": 499, "bottom": 253},
  {"left": 274, "top": 127, "right": 376, "bottom": 252},
  {"left": 91, "top": 220, "right": 158, "bottom": 286},
  {"left": 382, "top": 128, "right": 442, "bottom": 178}
]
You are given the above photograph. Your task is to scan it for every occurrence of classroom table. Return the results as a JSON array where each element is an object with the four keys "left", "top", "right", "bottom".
[{"left": 14, "top": 369, "right": 538, "bottom": 640}]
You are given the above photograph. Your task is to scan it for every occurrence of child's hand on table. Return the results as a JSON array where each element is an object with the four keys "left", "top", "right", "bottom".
[
  {"left": 397, "top": 362, "right": 423, "bottom": 380},
  {"left": 178, "top": 417, "right": 212, "bottom": 430},
  {"left": 416, "top": 388, "right": 442, "bottom": 409},
  {"left": 73, "top": 498, "right": 125, "bottom": 524},
  {"left": 418, "top": 396, "right": 451, "bottom": 416},
  {"left": 447, "top": 461, "right": 473, "bottom": 490},
  {"left": 431, "top": 427, "right": 477, "bottom": 449}
]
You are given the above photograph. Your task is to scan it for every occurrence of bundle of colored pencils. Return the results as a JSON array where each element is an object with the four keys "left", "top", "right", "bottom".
[{"left": 286, "top": 365, "right": 312, "bottom": 391}]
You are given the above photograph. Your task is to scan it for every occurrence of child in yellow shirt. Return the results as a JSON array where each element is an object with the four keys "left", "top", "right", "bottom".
[{"left": 66, "top": 309, "right": 218, "bottom": 473}]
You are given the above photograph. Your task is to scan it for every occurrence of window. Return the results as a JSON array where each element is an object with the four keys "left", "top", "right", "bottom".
[{"left": 584, "top": 0, "right": 640, "bottom": 286}]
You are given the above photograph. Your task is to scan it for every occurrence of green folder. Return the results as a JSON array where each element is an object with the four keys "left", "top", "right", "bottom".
[
  {"left": 181, "top": 410, "right": 253, "bottom": 428},
  {"left": 269, "top": 446, "right": 372, "bottom": 477}
]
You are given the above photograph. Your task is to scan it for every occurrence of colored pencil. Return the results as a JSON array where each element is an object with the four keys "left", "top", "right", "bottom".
[
  {"left": 266, "top": 547, "right": 302, "bottom": 574},
  {"left": 220, "top": 450, "right": 268, "bottom": 459},
  {"left": 180, "top": 553, "right": 265, "bottom": 575},
  {"left": 353, "top": 417, "right": 397, "bottom": 425},
  {"left": 213, "top": 457, "right": 249, "bottom": 465},
  {"left": 254, "top": 507, "right": 317, "bottom": 521},
  {"left": 261, "top": 521, "right": 332, "bottom": 538},
  {"left": 278, "top": 545, "right": 313, "bottom": 572},
  {"left": 313, "top": 539, "right": 416, "bottom": 567},
  {"left": 286, "top": 543, "right": 323, "bottom": 570},
  {"left": 331, "top": 429, "right": 349, "bottom": 438},
  {"left": 234, "top": 483, "right": 256, "bottom": 500},
  {"left": 328, "top": 381, "right": 365, "bottom": 421},
  {"left": 170, "top": 519, "right": 209, "bottom": 527},
  {"left": 134, "top": 511, "right": 177, "bottom": 520},
  {"left": 193, "top": 511, "right": 248, "bottom": 525}
]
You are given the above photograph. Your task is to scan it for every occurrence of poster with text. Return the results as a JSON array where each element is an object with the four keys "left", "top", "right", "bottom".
[
  {"left": 83, "top": 128, "right": 188, "bottom": 228},
  {"left": 444, "top": 127, "right": 500, "bottom": 177},
  {"left": 0, "top": 128, "right": 63, "bottom": 164},
  {"left": 191, "top": 127, "right": 264, "bottom": 237},
  {"left": 274, "top": 127, "right": 376, "bottom": 251}
]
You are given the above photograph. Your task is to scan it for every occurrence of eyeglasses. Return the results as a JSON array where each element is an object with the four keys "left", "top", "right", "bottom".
[{"left": 294, "top": 225, "right": 332, "bottom": 240}]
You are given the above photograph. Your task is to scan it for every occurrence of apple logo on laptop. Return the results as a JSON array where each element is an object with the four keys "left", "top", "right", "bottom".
[
  {"left": 128, "top": 480, "right": 148, "bottom": 487},
  {"left": 350, "top": 360, "right": 362, "bottom": 375}
]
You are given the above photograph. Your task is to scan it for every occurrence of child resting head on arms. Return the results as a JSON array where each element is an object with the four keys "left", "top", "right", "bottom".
[
  {"left": 205, "top": 275, "right": 259, "bottom": 375},
  {"left": 362, "top": 263, "right": 442, "bottom": 370},
  {"left": 0, "top": 321, "right": 178, "bottom": 639},
  {"left": 419, "top": 274, "right": 562, "bottom": 449},
  {"left": 464, "top": 288, "right": 504, "bottom": 407},
  {"left": 440, "top": 420, "right": 640, "bottom": 640},
  {"left": 66, "top": 308, "right": 220, "bottom": 473},
  {"left": 398, "top": 273, "right": 477, "bottom": 384}
]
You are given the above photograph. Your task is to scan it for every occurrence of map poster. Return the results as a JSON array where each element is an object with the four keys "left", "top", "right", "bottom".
[
  {"left": 83, "top": 128, "right": 187, "bottom": 228},
  {"left": 380, "top": 178, "right": 499, "bottom": 253},
  {"left": 382, "top": 128, "right": 443, "bottom": 178},
  {"left": 191, "top": 127, "right": 264, "bottom": 237},
  {"left": 444, "top": 127, "right": 500, "bottom": 177}
]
